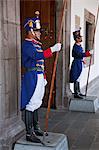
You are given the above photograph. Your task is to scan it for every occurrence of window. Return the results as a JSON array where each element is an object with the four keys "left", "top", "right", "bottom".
[
  {"left": 85, "top": 21, "right": 94, "bottom": 50},
  {"left": 75, "top": 15, "right": 80, "bottom": 30}
]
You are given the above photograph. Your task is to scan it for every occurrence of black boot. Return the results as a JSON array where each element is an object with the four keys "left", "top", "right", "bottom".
[
  {"left": 25, "top": 110, "right": 42, "bottom": 143},
  {"left": 74, "top": 81, "right": 83, "bottom": 99},
  {"left": 78, "top": 82, "right": 85, "bottom": 96},
  {"left": 33, "top": 109, "right": 44, "bottom": 136}
]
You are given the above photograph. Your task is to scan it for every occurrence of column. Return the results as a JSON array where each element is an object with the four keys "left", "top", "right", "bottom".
[{"left": 0, "top": 0, "right": 25, "bottom": 149}]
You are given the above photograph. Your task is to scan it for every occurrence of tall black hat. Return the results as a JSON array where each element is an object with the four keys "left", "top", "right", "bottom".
[
  {"left": 23, "top": 11, "right": 41, "bottom": 32},
  {"left": 73, "top": 27, "right": 82, "bottom": 40}
]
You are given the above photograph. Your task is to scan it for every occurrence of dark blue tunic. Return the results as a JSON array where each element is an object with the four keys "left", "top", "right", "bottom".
[
  {"left": 21, "top": 40, "right": 45, "bottom": 110},
  {"left": 70, "top": 43, "right": 86, "bottom": 83}
]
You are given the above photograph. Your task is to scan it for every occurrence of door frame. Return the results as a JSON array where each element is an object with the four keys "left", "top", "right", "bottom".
[{"left": 56, "top": 0, "right": 71, "bottom": 109}]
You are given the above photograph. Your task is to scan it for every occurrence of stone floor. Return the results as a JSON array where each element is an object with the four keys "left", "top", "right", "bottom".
[{"left": 38, "top": 77, "right": 99, "bottom": 150}]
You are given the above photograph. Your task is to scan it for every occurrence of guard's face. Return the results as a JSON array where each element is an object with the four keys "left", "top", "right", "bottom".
[
  {"left": 34, "top": 30, "right": 41, "bottom": 40},
  {"left": 76, "top": 36, "right": 82, "bottom": 42}
]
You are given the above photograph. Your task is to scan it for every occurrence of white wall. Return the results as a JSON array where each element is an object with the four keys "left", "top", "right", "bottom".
[{"left": 70, "top": 0, "right": 99, "bottom": 91}]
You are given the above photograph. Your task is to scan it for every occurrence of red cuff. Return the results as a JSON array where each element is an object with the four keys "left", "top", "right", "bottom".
[
  {"left": 43, "top": 48, "right": 53, "bottom": 58},
  {"left": 85, "top": 51, "right": 91, "bottom": 57}
]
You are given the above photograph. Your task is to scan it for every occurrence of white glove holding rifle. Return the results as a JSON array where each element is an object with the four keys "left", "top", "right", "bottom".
[
  {"left": 90, "top": 50, "right": 94, "bottom": 55},
  {"left": 50, "top": 43, "right": 62, "bottom": 53}
]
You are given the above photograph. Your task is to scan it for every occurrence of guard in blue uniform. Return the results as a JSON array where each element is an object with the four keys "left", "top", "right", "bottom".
[
  {"left": 70, "top": 29, "right": 91, "bottom": 98},
  {"left": 21, "top": 11, "right": 61, "bottom": 142}
]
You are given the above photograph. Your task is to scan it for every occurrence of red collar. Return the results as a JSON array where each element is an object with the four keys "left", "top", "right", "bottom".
[
  {"left": 32, "top": 39, "right": 42, "bottom": 46},
  {"left": 25, "top": 38, "right": 42, "bottom": 46}
]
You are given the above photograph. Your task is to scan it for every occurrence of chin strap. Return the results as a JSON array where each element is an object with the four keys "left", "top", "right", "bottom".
[{"left": 31, "top": 28, "right": 35, "bottom": 36}]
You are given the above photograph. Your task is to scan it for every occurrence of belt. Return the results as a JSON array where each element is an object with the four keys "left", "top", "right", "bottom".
[{"left": 26, "top": 67, "right": 44, "bottom": 72}]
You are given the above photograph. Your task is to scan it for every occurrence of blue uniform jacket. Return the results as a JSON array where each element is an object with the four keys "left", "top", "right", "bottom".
[
  {"left": 70, "top": 43, "right": 86, "bottom": 83},
  {"left": 21, "top": 40, "right": 45, "bottom": 110}
]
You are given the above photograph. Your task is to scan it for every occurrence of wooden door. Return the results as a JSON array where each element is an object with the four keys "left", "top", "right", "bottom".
[{"left": 20, "top": 0, "right": 56, "bottom": 108}]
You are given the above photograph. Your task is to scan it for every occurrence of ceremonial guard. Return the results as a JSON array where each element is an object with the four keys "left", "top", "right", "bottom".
[
  {"left": 70, "top": 28, "right": 92, "bottom": 99},
  {"left": 21, "top": 11, "right": 61, "bottom": 142}
]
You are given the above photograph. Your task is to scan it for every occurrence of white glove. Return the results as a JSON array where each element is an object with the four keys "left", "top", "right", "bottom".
[
  {"left": 90, "top": 50, "right": 94, "bottom": 55},
  {"left": 50, "top": 43, "right": 62, "bottom": 53}
]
